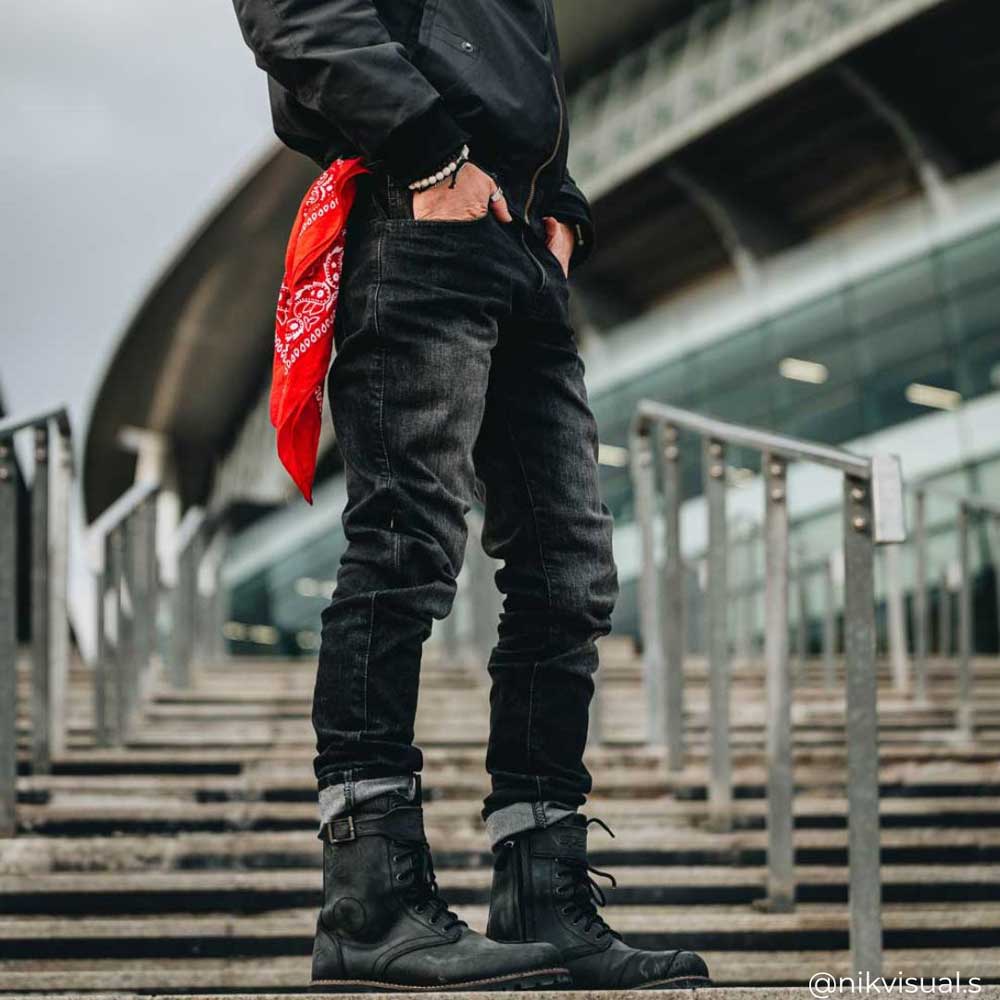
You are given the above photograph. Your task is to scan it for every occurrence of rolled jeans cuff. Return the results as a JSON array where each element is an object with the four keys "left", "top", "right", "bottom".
[
  {"left": 318, "top": 774, "right": 417, "bottom": 830},
  {"left": 485, "top": 801, "right": 576, "bottom": 851}
]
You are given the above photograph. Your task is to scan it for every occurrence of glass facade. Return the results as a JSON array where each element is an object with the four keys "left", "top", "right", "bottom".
[{"left": 592, "top": 219, "right": 1000, "bottom": 523}]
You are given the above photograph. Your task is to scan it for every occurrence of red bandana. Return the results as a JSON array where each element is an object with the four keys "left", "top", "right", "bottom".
[{"left": 271, "top": 157, "right": 370, "bottom": 503}]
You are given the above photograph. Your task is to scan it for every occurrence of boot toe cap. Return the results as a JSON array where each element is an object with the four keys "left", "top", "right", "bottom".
[
  {"left": 519, "top": 940, "right": 565, "bottom": 970},
  {"left": 623, "top": 948, "right": 710, "bottom": 988}
]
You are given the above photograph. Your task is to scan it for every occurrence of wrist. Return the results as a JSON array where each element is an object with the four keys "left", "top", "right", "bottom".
[{"left": 408, "top": 145, "right": 471, "bottom": 192}]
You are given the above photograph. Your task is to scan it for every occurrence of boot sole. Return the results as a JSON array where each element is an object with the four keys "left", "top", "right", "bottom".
[
  {"left": 636, "top": 975, "right": 714, "bottom": 990},
  {"left": 311, "top": 967, "right": 573, "bottom": 993}
]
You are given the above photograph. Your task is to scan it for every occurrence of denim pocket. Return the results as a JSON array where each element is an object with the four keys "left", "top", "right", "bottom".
[{"left": 385, "top": 180, "right": 492, "bottom": 229}]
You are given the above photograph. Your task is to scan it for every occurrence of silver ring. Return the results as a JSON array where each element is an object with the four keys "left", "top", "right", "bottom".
[{"left": 489, "top": 187, "right": 504, "bottom": 204}]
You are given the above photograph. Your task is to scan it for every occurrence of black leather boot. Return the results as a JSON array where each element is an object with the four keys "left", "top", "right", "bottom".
[
  {"left": 488, "top": 814, "right": 711, "bottom": 990},
  {"left": 312, "top": 791, "right": 571, "bottom": 992}
]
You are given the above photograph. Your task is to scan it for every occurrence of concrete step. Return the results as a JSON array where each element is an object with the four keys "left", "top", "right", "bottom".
[
  {"left": 6, "top": 826, "right": 1000, "bottom": 875},
  {"left": 3, "top": 992, "right": 999, "bottom": 1000},
  {"left": 2, "top": 949, "right": 998, "bottom": 991},
  {"left": 2, "top": 901, "right": 998, "bottom": 958},
  {"left": 8, "top": 652, "right": 1000, "bottom": 991},
  {"left": 3, "top": 863, "right": 999, "bottom": 915}
]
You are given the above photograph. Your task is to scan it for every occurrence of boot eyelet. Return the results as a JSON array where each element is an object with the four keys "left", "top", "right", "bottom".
[
  {"left": 561, "top": 906, "right": 573, "bottom": 916},
  {"left": 415, "top": 904, "right": 426, "bottom": 913},
  {"left": 396, "top": 873, "right": 406, "bottom": 881}
]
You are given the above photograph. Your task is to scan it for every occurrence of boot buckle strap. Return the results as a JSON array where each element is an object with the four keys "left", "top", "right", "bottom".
[{"left": 325, "top": 816, "right": 356, "bottom": 844}]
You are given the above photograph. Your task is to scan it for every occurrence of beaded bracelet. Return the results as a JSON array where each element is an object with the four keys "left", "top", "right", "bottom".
[{"left": 407, "top": 145, "right": 471, "bottom": 192}]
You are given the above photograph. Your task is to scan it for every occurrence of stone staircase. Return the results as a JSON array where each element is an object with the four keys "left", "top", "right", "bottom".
[{"left": 4, "top": 638, "right": 1000, "bottom": 995}]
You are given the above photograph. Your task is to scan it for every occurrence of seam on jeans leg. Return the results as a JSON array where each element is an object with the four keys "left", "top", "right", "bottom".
[
  {"left": 526, "top": 661, "right": 538, "bottom": 767},
  {"left": 371, "top": 229, "right": 393, "bottom": 482},
  {"left": 362, "top": 592, "right": 378, "bottom": 730},
  {"left": 502, "top": 414, "right": 553, "bottom": 611}
]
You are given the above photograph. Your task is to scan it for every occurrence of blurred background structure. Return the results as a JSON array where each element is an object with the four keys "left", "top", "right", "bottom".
[
  {"left": 3, "top": 0, "right": 1000, "bottom": 993},
  {"left": 76, "top": 0, "right": 1000, "bottom": 655}
]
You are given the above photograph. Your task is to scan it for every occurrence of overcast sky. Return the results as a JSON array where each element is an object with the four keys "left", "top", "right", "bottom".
[
  {"left": 1, "top": 1, "right": 274, "bottom": 430},
  {"left": 1, "top": 2, "right": 277, "bottom": 652}
]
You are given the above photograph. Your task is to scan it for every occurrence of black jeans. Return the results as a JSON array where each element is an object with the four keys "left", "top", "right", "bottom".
[{"left": 313, "top": 174, "right": 618, "bottom": 817}]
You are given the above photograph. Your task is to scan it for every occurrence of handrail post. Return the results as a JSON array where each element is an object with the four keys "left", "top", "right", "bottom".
[
  {"left": 109, "top": 525, "right": 128, "bottom": 745},
  {"left": 761, "top": 453, "right": 793, "bottom": 911},
  {"left": 0, "top": 438, "right": 17, "bottom": 836},
  {"left": 884, "top": 543, "right": 910, "bottom": 693},
  {"left": 913, "top": 491, "right": 928, "bottom": 701},
  {"left": 939, "top": 567, "right": 952, "bottom": 658},
  {"left": 30, "top": 423, "right": 52, "bottom": 774},
  {"left": 660, "top": 423, "right": 685, "bottom": 770},
  {"left": 121, "top": 510, "right": 142, "bottom": 730},
  {"left": 957, "top": 502, "right": 973, "bottom": 738},
  {"left": 992, "top": 515, "right": 1000, "bottom": 655},
  {"left": 795, "top": 546, "right": 808, "bottom": 670},
  {"left": 171, "top": 536, "right": 193, "bottom": 688},
  {"left": 630, "top": 427, "right": 666, "bottom": 745},
  {"left": 822, "top": 554, "right": 837, "bottom": 690},
  {"left": 169, "top": 508, "right": 206, "bottom": 689},
  {"left": 131, "top": 498, "right": 155, "bottom": 697},
  {"left": 48, "top": 427, "right": 72, "bottom": 759},
  {"left": 844, "top": 474, "right": 883, "bottom": 977},
  {"left": 94, "top": 538, "right": 110, "bottom": 748},
  {"left": 703, "top": 437, "right": 731, "bottom": 829}
]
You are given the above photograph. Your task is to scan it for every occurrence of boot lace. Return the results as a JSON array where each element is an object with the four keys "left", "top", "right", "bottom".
[
  {"left": 392, "top": 841, "right": 465, "bottom": 932},
  {"left": 554, "top": 818, "right": 622, "bottom": 941}
]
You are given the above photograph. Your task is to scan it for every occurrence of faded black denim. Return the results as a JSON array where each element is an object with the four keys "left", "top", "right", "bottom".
[{"left": 313, "top": 173, "right": 618, "bottom": 817}]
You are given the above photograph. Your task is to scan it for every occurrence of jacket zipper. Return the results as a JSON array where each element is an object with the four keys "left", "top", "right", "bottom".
[
  {"left": 505, "top": 839, "right": 529, "bottom": 940},
  {"left": 521, "top": 71, "right": 565, "bottom": 289},
  {"left": 524, "top": 72, "right": 565, "bottom": 222}
]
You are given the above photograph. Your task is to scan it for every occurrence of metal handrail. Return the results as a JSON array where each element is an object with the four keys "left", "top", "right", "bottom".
[
  {"left": 1, "top": 405, "right": 75, "bottom": 837},
  {"left": 634, "top": 400, "right": 873, "bottom": 478},
  {"left": 629, "top": 399, "right": 904, "bottom": 976},
  {"left": 0, "top": 405, "right": 73, "bottom": 443},
  {"left": 89, "top": 480, "right": 160, "bottom": 556}
]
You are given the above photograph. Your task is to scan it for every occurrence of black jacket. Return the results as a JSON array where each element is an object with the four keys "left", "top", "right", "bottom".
[{"left": 231, "top": 0, "right": 594, "bottom": 265}]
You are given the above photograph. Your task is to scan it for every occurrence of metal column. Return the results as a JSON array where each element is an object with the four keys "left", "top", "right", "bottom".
[
  {"left": 660, "top": 424, "right": 685, "bottom": 770},
  {"left": 762, "top": 455, "right": 793, "bottom": 911},
  {"left": 703, "top": 438, "right": 731, "bottom": 829},
  {"left": 843, "top": 475, "right": 883, "bottom": 977},
  {"left": 0, "top": 439, "right": 17, "bottom": 836},
  {"left": 957, "top": 503, "right": 973, "bottom": 738},
  {"left": 30, "top": 424, "right": 51, "bottom": 774}
]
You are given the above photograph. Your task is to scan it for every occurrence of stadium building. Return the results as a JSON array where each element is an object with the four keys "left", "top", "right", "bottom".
[{"left": 86, "top": 0, "right": 1000, "bottom": 653}]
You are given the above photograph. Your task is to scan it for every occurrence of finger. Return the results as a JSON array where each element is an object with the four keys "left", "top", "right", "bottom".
[
  {"left": 543, "top": 216, "right": 560, "bottom": 243},
  {"left": 490, "top": 193, "right": 513, "bottom": 224}
]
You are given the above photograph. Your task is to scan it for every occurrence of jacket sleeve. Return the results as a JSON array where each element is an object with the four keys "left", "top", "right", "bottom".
[
  {"left": 548, "top": 171, "right": 596, "bottom": 271},
  {"left": 231, "top": 0, "right": 469, "bottom": 185}
]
